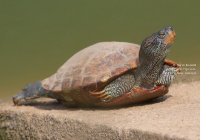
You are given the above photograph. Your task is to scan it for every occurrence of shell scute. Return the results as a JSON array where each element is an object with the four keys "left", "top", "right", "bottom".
[
  {"left": 62, "top": 78, "right": 71, "bottom": 90},
  {"left": 124, "top": 58, "right": 139, "bottom": 68},
  {"left": 104, "top": 52, "right": 125, "bottom": 65},
  {"left": 120, "top": 45, "right": 139, "bottom": 57},
  {"left": 71, "top": 76, "right": 82, "bottom": 88},
  {"left": 41, "top": 42, "right": 140, "bottom": 92},
  {"left": 84, "top": 52, "right": 111, "bottom": 75},
  {"left": 82, "top": 76, "right": 96, "bottom": 87},
  {"left": 71, "top": 66, "right": 82, "bottom": 76},
  {"left": 111, "top": 67, "right": 130, "bottom": 77}
]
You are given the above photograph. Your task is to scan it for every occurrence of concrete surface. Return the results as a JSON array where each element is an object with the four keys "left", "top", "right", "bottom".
[{"left": 0, "top": 81, "right": 200, "bottom": 140}]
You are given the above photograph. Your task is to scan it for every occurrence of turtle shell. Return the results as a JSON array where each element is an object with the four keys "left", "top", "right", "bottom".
[{"left": 41, "top": 42, "right": 140, "bottom": 95}]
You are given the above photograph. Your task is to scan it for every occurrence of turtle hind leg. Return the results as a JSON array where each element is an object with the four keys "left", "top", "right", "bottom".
[
  {"left": 90, "top": 72, "right": 135, "bottom": 102},
  {"left": 13, "top": 81, "right": 49, "bottom": 105}
]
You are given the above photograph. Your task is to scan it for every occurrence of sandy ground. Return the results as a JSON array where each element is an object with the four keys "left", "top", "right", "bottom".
[{"left": 0, "top": 81, "right": 200, "bottom": 140}]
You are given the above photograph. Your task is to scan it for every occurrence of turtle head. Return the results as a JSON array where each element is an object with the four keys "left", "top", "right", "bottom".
[
  {"left": 135, "top": 26, "right": 176, "bottom": 90},
  {"left": 139, "top": 26, "right": 176, "bottom": 62},
  {"left": 13, "top": 81, "right": 47, "bottom": 105},
  {"left": 158, "top": 26, "right": 176, "bottom": 44}
]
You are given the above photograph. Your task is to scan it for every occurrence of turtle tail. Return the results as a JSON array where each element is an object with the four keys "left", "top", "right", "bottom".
[{"left": 13, "top": 81, "right": 49, "bottom": 105}]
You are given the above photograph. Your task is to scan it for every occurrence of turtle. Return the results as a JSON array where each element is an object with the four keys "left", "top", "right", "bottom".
[{"left": 13, "top": 26, "right": 180, "bottom": 107}]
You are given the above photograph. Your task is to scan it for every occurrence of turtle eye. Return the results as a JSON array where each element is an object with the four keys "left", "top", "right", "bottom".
[{"left": 158, "top": 29, "right": 165, "bottom": 38}]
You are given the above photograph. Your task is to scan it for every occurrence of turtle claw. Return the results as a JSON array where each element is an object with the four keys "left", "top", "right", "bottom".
[
  {"left": 94, "top": 93, "right": 107, "bottom": 98},
  {"left": 90, "top": 90, "right": 107, "bottom": 99},
  {"left": 101, "top": 95, "right": 110, "bottom": 100},
  {"left": 101, "top": 96, "right": 114, "bottom": 102},
  {"left": 90, "top": 90, "right": 113, "bottom": 101},
  {"left": 89, "top": 90, "right": 106, "bottom": 95}
]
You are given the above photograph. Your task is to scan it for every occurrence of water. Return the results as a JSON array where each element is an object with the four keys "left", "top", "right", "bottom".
[{"left": 1, "top": 1, "right": 200, "bottom": 98}]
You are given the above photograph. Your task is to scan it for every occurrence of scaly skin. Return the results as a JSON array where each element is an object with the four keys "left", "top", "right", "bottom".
[
  {"left": 91, "top": 64, "right": 179, "bottom": 104},
  {"left": 134, "top": 26, "right": 176, "bottom": 90},
  {"left": 13, "top": 26, "right": 179, "bottom": 107},
  {"left": 90, "top": 26, "right": 178, "bottom": 106}
]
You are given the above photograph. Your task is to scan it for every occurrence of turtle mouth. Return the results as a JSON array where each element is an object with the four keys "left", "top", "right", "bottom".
[
  {"left": 13, "top": 92, "right": 30, "bottom": 106},
  {"left": 13, "top": 97, "right": 19, "bottom": 106},
  {"left": 164, "top": 30, "right": 176, "bottom": 44}
]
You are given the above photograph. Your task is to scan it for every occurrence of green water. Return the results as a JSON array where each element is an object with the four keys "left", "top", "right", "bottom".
[{"left": 0, "top": 1, "right": 200, "bottom": 98}]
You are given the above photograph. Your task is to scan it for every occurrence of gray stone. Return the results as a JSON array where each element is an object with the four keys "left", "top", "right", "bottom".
[{"left": 0, "top": 81, "right": 200, "bottom": 140}]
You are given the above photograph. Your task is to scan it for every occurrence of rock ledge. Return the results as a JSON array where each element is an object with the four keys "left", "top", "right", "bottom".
[{"left": 0, "top": 81, "right": 200, "bottom": 140}]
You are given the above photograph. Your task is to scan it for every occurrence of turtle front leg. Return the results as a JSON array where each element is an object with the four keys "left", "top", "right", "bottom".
[
  {"left": 93, "top": 84, "right": 169, "bottom": 107},
  {"left": 90, "top": 72, "right": 135, "bottom": 102},
  {"left": 156, "top": 65, "right": 180, "bottom": 87}
]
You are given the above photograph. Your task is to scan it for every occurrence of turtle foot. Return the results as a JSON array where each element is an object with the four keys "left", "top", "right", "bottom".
[{"left": 89, "top": 90, "right": 113, "bottom": 101}]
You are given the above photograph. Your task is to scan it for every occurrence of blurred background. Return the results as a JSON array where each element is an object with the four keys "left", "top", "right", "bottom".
[{"left": 0, "top": 1, "right": 199, "bottom": 98}]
